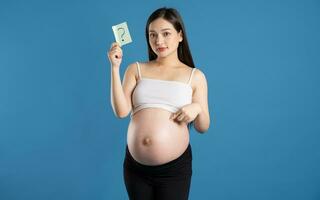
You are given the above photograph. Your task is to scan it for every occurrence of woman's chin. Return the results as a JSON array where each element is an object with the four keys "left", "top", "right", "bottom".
[{"left": 156, "top": 52, "right": 170, "bottom": 58}]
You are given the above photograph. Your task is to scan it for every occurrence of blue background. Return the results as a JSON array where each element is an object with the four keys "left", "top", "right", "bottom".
[{"left": 1, "top": 0, "right": 319, "bottom": 199}]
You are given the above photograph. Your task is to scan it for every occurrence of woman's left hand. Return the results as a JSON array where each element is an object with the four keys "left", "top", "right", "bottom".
[{"left": 170, "top": 103, "right": 202, "bottom": 124}]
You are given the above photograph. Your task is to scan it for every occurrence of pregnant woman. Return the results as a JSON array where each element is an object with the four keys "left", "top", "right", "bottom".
[{"left": 108, "top": 7, "right": 210, "bottom": 200}]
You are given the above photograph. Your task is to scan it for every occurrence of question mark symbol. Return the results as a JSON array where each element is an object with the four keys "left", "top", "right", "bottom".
[{"left": 117, "top": 27, "right": 125, "bottom": 42}]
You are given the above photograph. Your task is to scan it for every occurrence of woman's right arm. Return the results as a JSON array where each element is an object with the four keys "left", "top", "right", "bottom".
[{"left": 107, "top": 42, "right": 137, "bottom": 118}]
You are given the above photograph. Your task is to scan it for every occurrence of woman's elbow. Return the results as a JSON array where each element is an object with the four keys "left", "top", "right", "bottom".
[
  {"left": 197, "top": 127, "right": 209, "bottom": 134},
  {"left": 116, "top": 107, "right": 132, "bottom": 119},
  {"left": 195, "top": 121, "right": 210, "bottom": 134},
  {"left": 116, "top": 113, "right": 127, "bottom": 119}
]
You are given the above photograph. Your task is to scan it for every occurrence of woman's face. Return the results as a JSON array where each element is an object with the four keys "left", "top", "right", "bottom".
[{"left": 148, "top": 18, "right": 183, "bottom": 58}]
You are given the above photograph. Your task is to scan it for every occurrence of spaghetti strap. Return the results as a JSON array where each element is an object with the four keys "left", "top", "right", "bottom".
[
  {"left": 136, "top": 62, "right": 142, "bottom": 79},
  {"left": 187, "top": 68, "right": 196, "bottom": 85}
]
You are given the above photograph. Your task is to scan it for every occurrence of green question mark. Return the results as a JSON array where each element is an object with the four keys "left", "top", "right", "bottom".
[{"left": 117, "top": 27, "right": 125, "bottom": 42}]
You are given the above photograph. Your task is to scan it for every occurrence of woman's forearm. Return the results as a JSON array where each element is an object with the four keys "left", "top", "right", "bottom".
[{"left": 194, "top": 103, "right": 210, "bottom": 133}]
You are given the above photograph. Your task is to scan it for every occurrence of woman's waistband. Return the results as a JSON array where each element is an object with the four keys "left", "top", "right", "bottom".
[{"left": 124, "top": 144, "right": 192, "bottom": 174}]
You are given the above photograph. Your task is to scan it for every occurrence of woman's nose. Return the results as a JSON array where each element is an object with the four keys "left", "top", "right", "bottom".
[{"left": 155, "top": 35, "right": 164, "bottom": 45}]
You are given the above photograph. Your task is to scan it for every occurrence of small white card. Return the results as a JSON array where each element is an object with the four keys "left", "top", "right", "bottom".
[{"left": 112, "top": 21, "right": 132, "bottom": 47}]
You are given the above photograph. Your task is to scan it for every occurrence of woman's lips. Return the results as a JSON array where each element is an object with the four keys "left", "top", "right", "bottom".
[{"left": 157, "top": 47, "right": 167, "bottom": 52}]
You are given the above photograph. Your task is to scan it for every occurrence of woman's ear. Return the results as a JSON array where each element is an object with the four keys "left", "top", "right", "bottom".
[{"left": 179, "top": 30, "right": 183, "bottom": 42}]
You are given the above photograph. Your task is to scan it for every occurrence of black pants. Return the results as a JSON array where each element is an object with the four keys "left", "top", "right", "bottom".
[{"left": 123, "top": 144, "right": 193, "bottom": 200}]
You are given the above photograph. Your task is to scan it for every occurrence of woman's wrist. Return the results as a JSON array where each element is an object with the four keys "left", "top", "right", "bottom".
[{"left": 111, "top": 65, "right": 120, "bottom": 71}]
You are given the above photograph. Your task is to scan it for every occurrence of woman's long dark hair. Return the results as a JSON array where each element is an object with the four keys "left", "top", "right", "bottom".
[{"left": 145, "top": 7, "right": 195, "bottom": 130}]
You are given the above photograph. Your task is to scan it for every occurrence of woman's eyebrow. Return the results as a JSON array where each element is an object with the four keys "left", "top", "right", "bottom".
[{"left": 149, "top": 28, "right": 172, "bottom": 32}]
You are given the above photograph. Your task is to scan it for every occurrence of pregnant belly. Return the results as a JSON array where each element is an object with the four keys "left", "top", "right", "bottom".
[{"left": 127, "top": 108, "right": 190, "bottom": 166}]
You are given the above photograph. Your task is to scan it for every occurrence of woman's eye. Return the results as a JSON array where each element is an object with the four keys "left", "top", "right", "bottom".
[
  {"left": 163, "top": 32, "right": 170, "bottom": 36},
  {"left": 149, "top": 33, "right": 155, "bottom": 38}
]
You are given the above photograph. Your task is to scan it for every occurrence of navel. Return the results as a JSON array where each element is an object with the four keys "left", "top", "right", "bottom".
[{"left": 142, "top": 137, "right": 152, "bottom": 146}]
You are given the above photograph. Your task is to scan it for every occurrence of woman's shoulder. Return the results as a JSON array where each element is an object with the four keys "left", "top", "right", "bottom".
[
  {"left": 125, "top": 62, "right": 141, "bottom": 81},
  {"left": 126, "top": 61, "right": 152, "bottom": 80},
  {"left": 191, "top": 67, "right": 208, "bottom": 90},
  {"left": 126, "top": 61, "right": 152, "bottom": 72},
  {"left": 126, "top": 61, "right": 149, "bottom": 70},
  {"left": 132, "top": 60, "right": 150, "bottom": 64},
  {"left": 193, "top": 67, "right": 205, "bottom": 77},
  {"left": 182, "top": 64, "right": 205, "bottom": 80}
]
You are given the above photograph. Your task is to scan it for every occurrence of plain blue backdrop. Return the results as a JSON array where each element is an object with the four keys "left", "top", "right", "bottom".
[{"left": 1, "top": 0, "right": 319, "bottom": 199}]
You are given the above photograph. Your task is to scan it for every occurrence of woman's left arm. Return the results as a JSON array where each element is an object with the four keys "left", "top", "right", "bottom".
[
  {"left": 192, "top": 69, "right": 210, "bottom": 133},
  {"left": 170, "top": 69, "right": 211, "bottom": 133}
]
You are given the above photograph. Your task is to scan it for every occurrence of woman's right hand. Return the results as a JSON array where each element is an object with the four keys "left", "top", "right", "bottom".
[{"left": 107, "top": 42, "right": 123, "bottom": 68}]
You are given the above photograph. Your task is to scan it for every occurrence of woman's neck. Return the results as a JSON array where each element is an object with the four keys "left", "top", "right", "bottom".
[{"left": 154, "top": 50, "right": 181, "bottom": 68}]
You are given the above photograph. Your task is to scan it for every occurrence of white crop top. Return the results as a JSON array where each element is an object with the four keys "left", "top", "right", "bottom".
[{"left": 130, "top": 62, "right": 196, "bottom": 118}]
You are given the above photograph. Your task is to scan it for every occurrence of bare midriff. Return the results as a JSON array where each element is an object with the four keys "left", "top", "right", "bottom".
[{"left": 127, "top": 108, "right": 190, "bottom": 166}]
